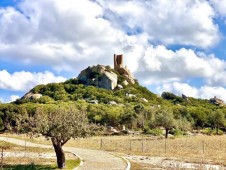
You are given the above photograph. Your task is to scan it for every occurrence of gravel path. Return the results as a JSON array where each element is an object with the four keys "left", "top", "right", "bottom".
[{"left": 0, "top": 136, "right": 128, "bottom": 170}]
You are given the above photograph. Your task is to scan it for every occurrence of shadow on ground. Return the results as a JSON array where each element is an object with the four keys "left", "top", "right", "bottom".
[{"left": 2, "top": 164, "right": 56, "bottom": 170}]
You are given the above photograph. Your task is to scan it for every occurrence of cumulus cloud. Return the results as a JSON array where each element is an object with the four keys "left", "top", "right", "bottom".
[
  {"left": 157, "top": 82, "right": 226, "bottom": 103},
  {"left": 135, "top": 45, "right": 226, "bottom": 87},
  {"left": 10, "top": 95, "right": 20, "bottom": 102},
  {"left": 98, "top": 0, "right": 219, "bottom": 48},
  {"left": 0, "top": 0, "right": 221, "bottom": 74},
  {"left": 0, "top": 0, "right": 144, "bottom": 72},
  {"left": 210, "top": 0, "right": 226, "bottom": 16},
  {"left": 0, "top": 70, "right": 66, "bottom": 91}
]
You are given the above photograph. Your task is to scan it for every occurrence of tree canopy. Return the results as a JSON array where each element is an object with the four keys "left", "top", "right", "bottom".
[{"left": 17, "top": 104, "right": 97, "bottom": 169}]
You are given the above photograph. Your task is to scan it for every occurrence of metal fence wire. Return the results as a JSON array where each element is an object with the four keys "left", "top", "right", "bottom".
[{"left": 97, "top": 136, "right": 226, "bottom": 166}]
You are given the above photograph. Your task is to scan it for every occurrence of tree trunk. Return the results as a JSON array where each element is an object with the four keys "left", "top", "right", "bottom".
[
  {"left": 165, "top": 129, "right": 169, "bottom": 138},
  {"left": 216, "top": 127, "right": 219, "bottom": 135},
  {"left": 51, "top": 138, "right": 65, "bottom": 169}
]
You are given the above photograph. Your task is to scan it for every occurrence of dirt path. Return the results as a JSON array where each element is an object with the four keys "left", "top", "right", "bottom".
[{"left": 0, "top": 136, "right": 128, "bottom": 170}]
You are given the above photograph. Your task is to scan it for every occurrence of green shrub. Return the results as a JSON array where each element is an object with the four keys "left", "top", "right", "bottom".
[
  {"left": 170, "top": 129, "right": 185, "bottom": 136},
  {"left": 201, "top": 128, "right": 224, "bottom": 135},
  {"left": 144, "top": 128, "right": 162, "bottom": 136}
]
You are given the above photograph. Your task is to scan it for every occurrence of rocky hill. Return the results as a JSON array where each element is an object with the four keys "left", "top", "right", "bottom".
[
  {"left": 18, "top": 64, "right": 160, "bottom": 106},
  {"left": 20, "top": 63, "right": 225, "bottom": 109},
  {"left": 3, "top": 54, "right": 226, "bottom": 136}
]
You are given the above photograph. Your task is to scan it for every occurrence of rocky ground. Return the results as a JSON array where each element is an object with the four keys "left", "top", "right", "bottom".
[{"left": 125, "top": 155, "right": 224, "bottom": 170}]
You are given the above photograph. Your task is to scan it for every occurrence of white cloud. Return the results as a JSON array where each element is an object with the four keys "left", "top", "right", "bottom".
[
  {"left": 157, "top": 82, "right": 226, "bottom": 103},
  {"left": 0, "top": 70, "right": 66, "bottom": 91},
  {"left": 99, "top": 0, "right": 219, "bottom": 48},
  {"left": 0, "top": 0, "right": 144, "bottom": 72},
  {"left": 135, "top": 45, "right": 226, "bottom": 87},
  {"left": 10, "top": 95, "right": 20, "bottom": 102},
  {"left": 0, "top": 0, "right": 221, "bottom": 75},
  {"left": 156, "top": 82, "right": 199, "bottom": 98},
  {"left": 210, "top": 0, "right": 226, "bottom": 16},
  {"left": 0, "top": 0, "right": 225, "bottom": 103}
]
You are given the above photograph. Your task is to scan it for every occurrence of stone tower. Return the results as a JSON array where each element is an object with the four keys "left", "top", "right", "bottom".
[{"left": 114, "top": 54, "right": 123, "bottom": 70}]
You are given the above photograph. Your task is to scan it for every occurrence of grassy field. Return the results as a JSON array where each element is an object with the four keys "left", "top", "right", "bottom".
[
  {"left": 2, "top": 133, "right": 226, "bottom": 166},
  {"left": 0, "top": 140, "right": 80, "bottom": 170}
]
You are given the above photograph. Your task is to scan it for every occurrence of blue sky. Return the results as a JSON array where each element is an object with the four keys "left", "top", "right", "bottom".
[{"left": 1, "top": 0, "right": 226, "bottom": 103}]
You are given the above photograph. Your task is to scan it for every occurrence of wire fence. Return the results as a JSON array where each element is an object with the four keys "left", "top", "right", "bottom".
[{"left": 71, "top": 135, "right": 226, "bottom": 166}]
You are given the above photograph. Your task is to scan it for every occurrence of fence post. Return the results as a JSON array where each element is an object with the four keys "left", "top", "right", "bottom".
[
  {"left": 220, "top": 140, "right": 222, "bottom": 150},
  {"left": 130, "top": 139, "right": 132, "bottom": 151},
  {"left": 165, "top": 138, "right": 167, "bottom": 154},
  {"left": 100, "top": 138, "right": 103, "bottom": 149},
  {"left": 202, "top": 141, "right": 204, "bottom": 154},
  {"left": 142, "top": 138, "right": 144, "bottom": 152}
]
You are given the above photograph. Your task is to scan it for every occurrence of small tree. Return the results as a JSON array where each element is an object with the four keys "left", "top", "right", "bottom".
[
  {"left": 154, "top": 108, "right": 177, "bottom": 138},
  {"left": 22, "top": 104, "right": 93, "bottom": 169},
  {"left": 209, "top": 110, "right": 225, "bottom": 135}
]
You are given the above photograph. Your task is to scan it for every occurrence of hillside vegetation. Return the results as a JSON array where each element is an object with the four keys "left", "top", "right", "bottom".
[{"left": 0, "top": 65, "right": 226, "bottom": 138}]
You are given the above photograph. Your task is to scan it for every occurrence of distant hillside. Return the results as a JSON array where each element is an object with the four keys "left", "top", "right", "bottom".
[{"left": 161, "top": 92, "right": 225, "bottom": 108}]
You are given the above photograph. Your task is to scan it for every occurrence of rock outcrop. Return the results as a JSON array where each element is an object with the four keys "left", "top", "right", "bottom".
[
  {"left": 78, "top": 65, "right": 118, "bottom": 90},
  {"left": 77, "top": 54, "right": 136, "bottom": 90},
  {"left": 210, "top": 96, "right": 225, "bottom": 106},
  {"left": 22, "top": 92, "right": 42, "bottom": 100}
]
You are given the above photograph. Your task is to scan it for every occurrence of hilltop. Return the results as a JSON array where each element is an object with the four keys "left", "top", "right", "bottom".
[
  {"left": 17, "top": 64, "right": 165, "bottom": 106},
  {"left": 0, "top": 54, "right": 226, "bottom": 137}
]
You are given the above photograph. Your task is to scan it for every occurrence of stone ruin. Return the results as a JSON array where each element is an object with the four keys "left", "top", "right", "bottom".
[{"left": 113, "top": 54, "right": 135, "bottom": 84}]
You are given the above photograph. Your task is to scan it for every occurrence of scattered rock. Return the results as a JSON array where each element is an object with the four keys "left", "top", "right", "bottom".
[
  {"left": 126, "top": 93, "right": 136, "bottom": 97},
  {"left": 142, "top": 98, "right": 148, "bottom": 102},
  {"left": 117, "top": 84, "right": 123, "bottom": 89},
  {"left": 88, "top": 100, "right": 98, "bottom": 104},
  {"left": 108, "top": 101, "right": 117, "bottom": 105},
  {"left": 106, "top": 126, "right": 119, "bottom": 134},
  {"left": 122, "top": 80, "right": 129, "bottom": 86}
]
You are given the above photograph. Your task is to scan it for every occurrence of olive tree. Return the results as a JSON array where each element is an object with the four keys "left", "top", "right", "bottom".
[
  {"left": 25, "top": 104, "right": 93, "bottom": 169},
  {"left": 154, "top": 108, "right": 177, "bottom": 138},
  {"left": 209, "top": 110, "right": 225, "bottom": 135}
]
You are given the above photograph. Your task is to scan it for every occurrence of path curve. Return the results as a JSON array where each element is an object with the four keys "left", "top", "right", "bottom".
[{"left": 0, "top": 136, "right": 129, "bottom": 170}]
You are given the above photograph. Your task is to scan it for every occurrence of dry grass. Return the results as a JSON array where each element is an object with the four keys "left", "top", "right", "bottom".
[
  {"left": 2, "top": 152, "right": 76, "bottom": 165},
  {"left": 0, "top": 141, "right": 53, "bottom": 165},
  {"left": 67, "top": 135, "right": 226, "bottom": 166},
  {"left": 0, "top": 140, "right": 53, "bottom": 153},
  {"left": 2, "top": 133, "right": 226, "bottom": 166},
  {"left": 3, "top": 157, "right": 55, "bottom": 166},
  {"left": 0, "top": 140, "right": 79, "bottom": 169},
  {"left": 1, "top": 133, "right": 52, "bottom": 145}
]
